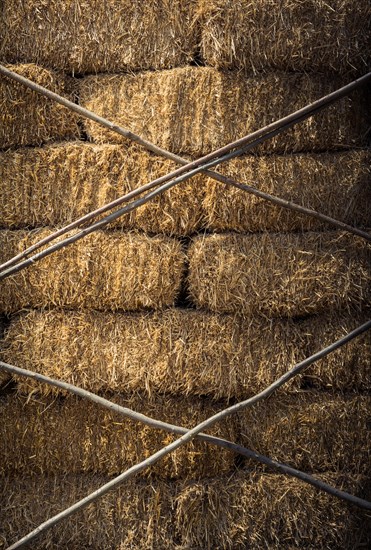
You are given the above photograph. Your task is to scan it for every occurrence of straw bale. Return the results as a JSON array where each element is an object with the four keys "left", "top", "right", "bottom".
[
  {"left": 204, "top": 149, "right": 371, "bottom": 233},
  {"left": 0, "top": 1, "right": 199, "bottom": 74},
  {"left": 0, "top": 393, "right": 237, "bottom": 480},
  {"left": 0, "top": 142, "right": 206, "bottom": 236},
  {"left": 1, "top": 472, "right": 369, "bottom": 549},
  {"left": 1, "top": 308, "right": 306, "bottom": 400},
  {"left": 237, "top": 391, "right": 370, "bottom": 474},
  {"left": 300, "top": 310, "right": 371, "bottom": 391},
  {"left": 199, "top": 0, "right": 371, "bottom": 74},
  {"left": 79, "top": 67, "right": 369, "bottom": 156},
  {"left": 0, "top": 474, "right": 177, "bottom": 549},
  {"left": 0, "top": 229, "right": 185, "bottom": 314},
  {"left": 0, "top": 64, "right": 79, "bottom": 150},
  {"left": 175, "top": 472, "right": 370, "bottom": 549},
  {"left": 188, "top": 231, "right": 371, "bottom": 317}
]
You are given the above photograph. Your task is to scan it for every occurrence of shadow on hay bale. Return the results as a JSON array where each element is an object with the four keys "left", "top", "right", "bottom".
[
  {"left": 0, "top": 472, "right": 369, "bottom": 549},
  {"left": 0, "top": 392, "right": 238, "bottom": 480}
]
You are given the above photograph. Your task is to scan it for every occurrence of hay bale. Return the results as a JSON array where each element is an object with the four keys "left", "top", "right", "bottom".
[
  {"left": 300, "top": 311, "right": 371, "bottom": 391},
  {"left": 175, "top": 472, "right": 370, "bottom": 549},
  {"left": 0, "top": 393, "right": 237, "bottom": 480},
  {"left": 0, "top": 229, "right": 185, "bottom": 314},
  {"left": 237, "top": 392, "right": 370, "bottom": 474},
  {"left": 204, "top": 149, "right": 371, "bottom": 233},
  {"left": 0, "top": 1, "right": 199, "bottom": 74},
  {"left": 0, "top": 142, "right": 206, "bottom": 236},
  {"left": 3, "top": 308, "right": 370, "bottom": 398},
  {"left": 199, "top": 0, "right": 371, "bottom": 74},
  {"left": 0, "top": 474, "right": 177, "bottom": 549},
  {"left": 188, "top": 231, "right": 371, "bottom": 317},
  {"left": 0, "top": 64, "right": 79, "bottom": 149},
  {"left": 1, "top": 308, "right": 305, "bottom": 400},
  {"left": 1, "top": 472, "right": 368, "bottom": 549},
  {"left": 79, "top": 67, "right": 369, "bottom": 156}
]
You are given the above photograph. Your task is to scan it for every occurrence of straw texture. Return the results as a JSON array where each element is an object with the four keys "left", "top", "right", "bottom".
[
  {"left": 0, "top": 229, "right": 185, "bottom": 314},
  {"left": 2, "top": 308, "right": 370, "bottom": 398},
  {"left": 300, "top": 311, "right": 371, "bottom": 391},
  {"left": 188, "top": 231, "right": 371, "bottom": 317},
  {"left": 1, "top": 308, "right": 303, "bottom": 399},
  {"left": 204, "top": 149, "right": 371, "bottom": 233},
  {"left": 0, "top": 64, "right": 79, "bottom": 149},
  {"left": 199, "top": 0, "right": 371, "bottom": 74},
  {"left": 237, "top": 392, "right": 370, "bottom": 474},
  {"left": 0, "top": 1, "right": 199, "bottom": 74},
  {"left": 79, "top": 67, "right": 369, "bottom": 156},
  {"left": 1, "top": 144, "right": 370, "bottom": 235},
  {"left": 0, "top": 472, "right": 369, "bottom": 549},
  {"left": 0, "top": 142, "right": 206, "bottom": 236},
  {"left": 0, "top": 393, "right": 237, "bottom": 480}
]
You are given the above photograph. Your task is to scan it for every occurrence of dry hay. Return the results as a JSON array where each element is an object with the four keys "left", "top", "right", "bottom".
[
  {"left": 237, "top": 391, "right": 370, "bottom": 474},
  {"left": 79, "top": 67, "right": 369, "bottom": 156},
  {"left": 174, "top": 472, "right": 370, "bottom": 549},
  {"left": 2, "top": 144, "right": 370, "bottom": 237},
  {"left": 0, "top": 229, "right": 185, "bottom": 314},
  {"left": 1, "top": 308, "right": 306, "bottom": 400},
  {"left": 198, "top": 0, "right": 371, "bottom": 74},
  {"left": 188, "top": 231, "right": 371, "bottom": 317},
  {"left": 0, "top": 392, "right": 237, "bottom": 480},
  {"left": 0, "top": 142, "right": 206, "bottom": 236},
  {"left": 0, "top": 474, "right": 177, "bottom": 550},
  {"left": 3, "top": 308, "right": 370, "bottom": 399},
  {"left": 299, "top": 311, "right": 371, "bottom": 392},
  {"left": 0, "top": 64, "right": 79, "bottom": 150},
  {"left": 204, "top": 149, "right": 371, "bottom": 233},
  {"left": 0, "top": 472, "right": 369, "bottom": 549},
  {"left": 0, "top": 316, "right": 11, "bottom": 388},
  {"left": 0, "top": 1, "right": 199, "bottom": 74}
]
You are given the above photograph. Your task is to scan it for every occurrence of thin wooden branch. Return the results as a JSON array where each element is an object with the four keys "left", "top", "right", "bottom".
[
  {"left": 4, "top": 319, "right": 371, "bottom": 549},
  {"left": 0, "top": 67, "right": 370, "bottom": 276}
]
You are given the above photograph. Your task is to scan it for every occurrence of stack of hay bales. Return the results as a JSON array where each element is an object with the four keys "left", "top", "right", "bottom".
[{"left": 0, "top": 1, "right": 370, "bottom": 547}]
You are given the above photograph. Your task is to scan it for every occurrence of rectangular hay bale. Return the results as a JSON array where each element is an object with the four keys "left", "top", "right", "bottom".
[
  {"left": 0, "top": 64, "right": 79, "bottom": 149},
  {"left": 1, "top": 308, "right": 305, "bottom": 400},
  {"left": 0, "top": 142, "right": 206, "bottom": 236},
  {"left": 187, "top": 231, "right": 371, "bottom": 317},
  {"left": 204, "top": 149, "right": 371, "bottom": 233},
  {"left": 79, "top": 67, "right": 369, "bottom": 156},
  {"left": 236, "top": 391, "right": 370, "bottom": 474},
  {"left": 4, "top": 308, "right": 370, "bottom": 399},
  {"left": 0, "top": 0, "right": 199, "bottom": 73},
  {"left": 199, "top": 0, "right": 371, "bottom": 74},
  {"left": 0, "top": 393, "right": 237, "bottom": 480},
  {"left": 0, "top": 229, "right": 185, "bottom": 313},
  {"left": 0, "top": 472, "right": 368, "bottom": 549}
]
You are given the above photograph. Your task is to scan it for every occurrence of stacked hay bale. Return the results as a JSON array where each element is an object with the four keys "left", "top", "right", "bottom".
[{"left": 0, "top": 1, "right": 370, "bottom": 548}]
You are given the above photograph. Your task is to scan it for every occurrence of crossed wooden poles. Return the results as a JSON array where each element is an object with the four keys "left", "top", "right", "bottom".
[{"left": 0, "top": 64, "right": 370, "bottom": 549}]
